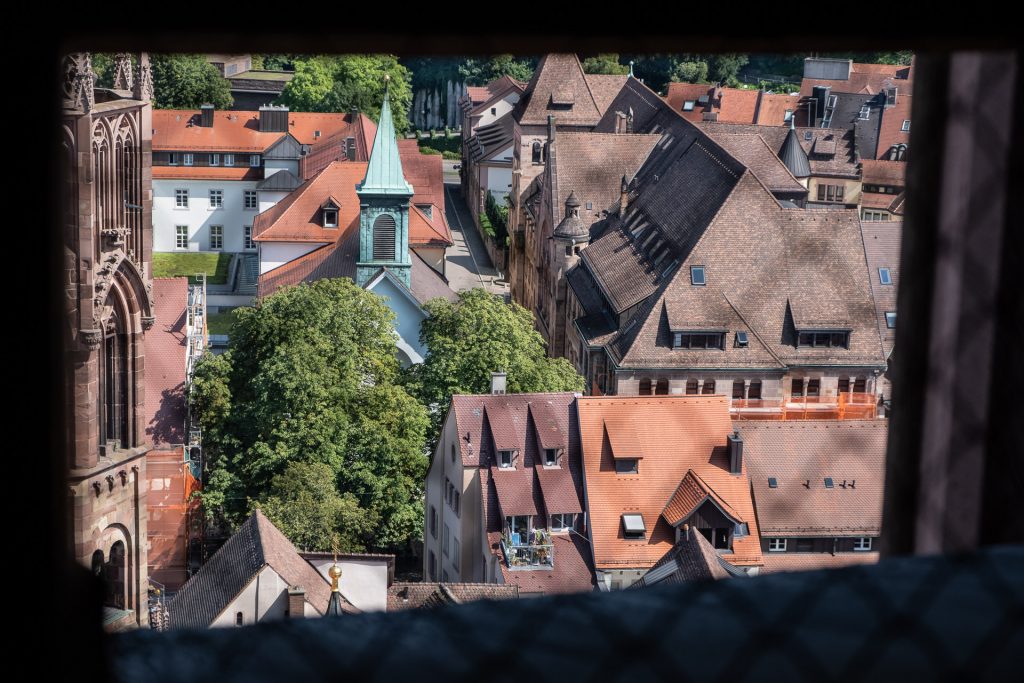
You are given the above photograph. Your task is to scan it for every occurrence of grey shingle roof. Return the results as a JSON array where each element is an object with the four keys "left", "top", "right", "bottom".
[
  {"left": 860, "top": 220, "right": 901, "bottom": 356},
  {"left": 710, "top": 133, "right": 808, "bottom": 194},
  {"left": 633, "top": 528, "right": 732, "bottom": 586},
  {"left": 167, "top": 510, "right": 356, "bottom": 630},
  {"left": 515, "top": 54, "right": 606, "bottom": 127}
]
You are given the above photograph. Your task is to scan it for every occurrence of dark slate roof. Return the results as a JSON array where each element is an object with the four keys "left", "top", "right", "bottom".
[
  {"left": 467, "top": 115, "right": 515, "bottom": 163},
  {"left": 779, "top": 126, "right": 812, "bottom": 179},
  {"left": 387, "top": 583, "right": 519, "bottom": 611},
  {"left": 167, "top": 510, "right": 357, "bottom": 629},
  {"left": 566, "top": 264, "right": 618, "bottom": 345},
  {"left": 860, "top": 220, "right": 901, "bottom": 356},
  {"left": 632, "top": 528, "right": 732, "bottom": 586},
  {"left": 740, "top": 420, "right": 888, "bottom": 536},
  {"left": 256, "top": 169, "right": 303, "bottom": 192}
]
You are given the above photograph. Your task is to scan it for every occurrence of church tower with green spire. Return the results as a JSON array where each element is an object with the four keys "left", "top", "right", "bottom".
[{"left": 356, "top": 76, "right": 414, "bottom": 288}]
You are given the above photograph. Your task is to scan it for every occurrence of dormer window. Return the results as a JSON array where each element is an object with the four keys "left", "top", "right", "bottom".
[
  {"left": 323, "top": 208, "right": 338, "bottom": 228},
  {"left": 673, "top": 332, "right": 724, "bottom": 350},
  {"left": 615, "top": 458, "right": 639, "bottom": 474},
  {"left": 622, "top": 514, "right": 646, "bottom": 539},
  {"left": 797, "top": 331, "right": 850, "bottom": 348},
  {"left": 544, "top": 448, "right": 559, "bottom": 467},
  {"left": 499, "top": 450, "right": 514, "bottom": 469}
]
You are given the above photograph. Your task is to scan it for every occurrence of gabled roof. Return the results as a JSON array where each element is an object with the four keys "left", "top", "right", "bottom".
[
  {"left": 299, "top": 112, "right": 377, "bottom": 180},
  {"left": 515, "top": 54, "right": 610, "bottom": 126},
  {"left": 633, "top": 527, "right": 732, "bottom": 586},
  {"left": 800, "top": 61, "right": 913, "bottom": 98},
  {"left": 662, "top": 469, "right": 743, "bottom": 527},
  {"left": 257, "top": 226, "right": 456, "bottom": 305},
  {"left": 861, "top": 220, "right": 901, "bottom": 355},
  {"left": 167, "top": 510, "right": 357, "bottom": 629},
  {"left": 467, "top": 116, "right": 515, "bottom": 163},
  {"left": 387, "top": 582, "right": 518, "bottom": 611},
  {"left": 253, "top": 161, "right": 365, "bottom": 243},
  {"left": 578, "top": 396, "right": 763, "bottom": 571},
  {"left": 153, "top": 109, "right": 356, "bottom": 152},
  {"left": 256, "top": 169, "right": 302, "bottom": 192},
  {"left": 740, "top": 420, "right": 888, "bottom": 536},
  {"left": 466, "top": 74, "right": 527, "bottom": 116},
  {"left": 144, "top": 278, "right": 188, "bottom": 448},
  {"left": 710, "top": 133, "right": 807, "bottom": 193},
  {"left": 700, "top": 122, "right": 859, "bottom": 179}
]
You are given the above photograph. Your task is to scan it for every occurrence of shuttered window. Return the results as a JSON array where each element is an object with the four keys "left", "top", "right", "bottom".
[{"left": 372, "top": 214, "right": 397, "bottom": 260}]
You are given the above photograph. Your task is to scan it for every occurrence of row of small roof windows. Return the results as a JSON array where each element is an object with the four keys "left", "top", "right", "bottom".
[
  {"left": 497, "top": 448, "right": 562, "bottom": 469},
  {"left": 766, "top": 477, "right": 858, "bottom": 489},
  {"left": 671, "top": 328, "right": 852, "bottom": 350}
]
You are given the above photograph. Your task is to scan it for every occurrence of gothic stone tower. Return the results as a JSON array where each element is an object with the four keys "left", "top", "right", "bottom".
[
  {"left": 62, "top": 53, "right": 154, "bottom": 628},
  {"left": 356, "top": 81, "right": 413, "bottom": 288}
]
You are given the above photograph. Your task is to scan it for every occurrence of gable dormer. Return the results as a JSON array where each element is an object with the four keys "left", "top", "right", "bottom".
[
  {"left": 321, "top": 196, "right": 341, "bottom": 228},
  {"left": 529, "top": 401, "right": 567, "bottom": 468}
]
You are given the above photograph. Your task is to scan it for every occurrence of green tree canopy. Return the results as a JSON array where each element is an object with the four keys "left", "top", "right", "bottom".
[
  {"left": 457, "top": 55, "right": 535, "bottom": 86},
  {"left": 581, "top": 54, "right": 630, "bottom": 75},
  {"left": 150, "top": 54, "right": 233, "bottom": 109},
  {"left": 404, "top": 288, "right": 584, "bottom": 444},
  {"left": 672, "top": 60, "right": 710, "bottom": 84},
  {"left": 191, "top": 278, "right": 429, "bottom": 552},
  {"left": 277, "top": 55, "right": 413, "bottom": 134}
]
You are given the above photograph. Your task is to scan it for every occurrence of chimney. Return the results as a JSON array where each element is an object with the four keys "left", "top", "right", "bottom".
[
  {"left": 728, "top": 431, "right": 743, "bottom": 475},
  {"left": 259, "top": 105, "right": 290, "bottom": 133},
  {"left": 491, "top": 371, "right": 507, "bottom": 395},
  {"left": 547, "top": 115, "right": 556, "bottom": 144},
  {"left": 619, "top": 175, "right": 629, "bottom": 215},
  {"left": 200, "top": 104, "right": 214, "bottom": 128},
  {"left": 345, "top": 136, "right": 356, "bottom": 161},
  {"left": 287, "top": 586, "right": 305, "bottom": 618}
]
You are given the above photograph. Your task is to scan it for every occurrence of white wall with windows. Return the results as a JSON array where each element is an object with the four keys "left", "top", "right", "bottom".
[
  {"left": 154, "top": 179, "right": 260, "bottom": 252},
  {"left": 259, "top": 242, "right": 325, "bottom": 275}
]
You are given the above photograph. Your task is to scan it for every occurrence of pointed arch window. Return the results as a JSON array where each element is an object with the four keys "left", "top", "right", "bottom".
[
  {"left": 372, "top": 213, "right": 397, "bottom": 260},
  {"left": 99, "top": 305, "right": 129, "bottom": 452}
]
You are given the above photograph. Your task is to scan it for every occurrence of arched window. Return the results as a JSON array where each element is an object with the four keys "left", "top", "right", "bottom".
[
  {"left": 372, "top": 214, "right": 397, "bottom": 261},
  {"left": 106, "top": 541, "right": 126, "bottom": 609},
  {"left": 235, "top": 612, "right": 244, "bottom": 627},
  {"left": 100, "top": 306, "right": 129, "bottom": 451},
  {"left": 91, "top": 550, "right": 105, "bottom": 579},
  {"left": 638, "top": 378, "right": 652, "bottom": 396},
  {"left": 701, "top": 380, "right": 716, "bottom": 395},
  {"left": 655, "top": 379, "right": 669, "bottom": 395},
  {"left": 532, "top": 141, "right": 543, "bottom": 164}
]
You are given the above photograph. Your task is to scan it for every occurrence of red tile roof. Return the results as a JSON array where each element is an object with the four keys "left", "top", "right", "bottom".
[
  {"left": 144, "top": 278, "right": 188, "bottom": 448},
  {"left": 494, "top": 532, "right": 596, "bottom": 595},
  {"left": 578, "top": 396, "right": 763, "bottom": 571},
  {"left": 152, "top": 166, "right": 261, "bottom": 181},
  {"left": 717, "top": 88, "right": 760, "bottom": 124},
  {"left": 739, "top": 420, "right": 888, "bottom": 536},
  {"left": 861, "top": 220, "right": 902, "bottom": 355},
  {"left": 861, "top": 159, "right": 906, "bottom": 186},
  {"left": 663, "top": 83, "right": 714, "bottom": 123},
  {"left": 875, "top": 95, "right": 913, "bottom": 160},
  {"left": 253, "top": 161, "right": 365, "bottom": 243},
  {"left": 760, "top": 551, "right": 880, "bottom": 574},
  {"left": 153, "top": 109, "right": 356, "bottom": 152},
  {"left": 299, "top": 113, "right": 377, "bottom": 179},
  {"left": 800, "top": 62, "right": 913, "bottom": 98},
  {"left": 662, "top": 470, "right": 742, "bottom": 528},
  {"left": 755, "top": 94, "right": 801, "bottom": 126}
]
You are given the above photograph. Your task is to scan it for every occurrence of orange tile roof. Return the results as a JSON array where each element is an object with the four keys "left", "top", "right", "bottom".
[
  {"left": 755, "top": 93, "right": 801, "bottom": 126},
  {"left": 662, "top": 470, "right": 742, "bottom": 527},
  {"left": 578, "top": 396, "right": 763, "bottom": 571},
  {"left": 875, "top": 94, "right": 913, "bottom": 160},
  {"left": 152, "top": 166, "right": 261, "bottom": 181},
  {"left": 800, "top": 62, "right": 912, "bottom": 99},
  {"left": 253, "top": 161, "right": 365, "bottom": 243},
  {"left": 663, "top": 83, "right": 714, "bottom": 123},
  {"left": 153, "top": 109, "right": 355, "bottom": 153},
  {"left": 717, "top": 88, "right": 760, "bottom": 124},
  {"left": 299, "top": 113, "right": 377, "bottom": 179}
]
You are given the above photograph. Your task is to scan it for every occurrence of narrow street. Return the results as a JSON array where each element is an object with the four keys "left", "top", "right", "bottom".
[{"left": 443, "top": 180, "right": 509, "bottom": 298}]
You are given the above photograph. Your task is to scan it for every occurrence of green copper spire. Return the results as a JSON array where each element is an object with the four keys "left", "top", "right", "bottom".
[{"left": 358, "top": 76, "right": 413, "bottom": 196}]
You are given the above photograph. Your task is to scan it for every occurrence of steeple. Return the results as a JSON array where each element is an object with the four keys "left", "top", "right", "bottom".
[
  {"left": 326, "top": 538, "right": 345, "bottom": 616},
  {"left": 356, "top": 76, "right": 414, "bottom": 288},
  {"left": 358, "top": 76, "right": 414, "bottom": 196},
  {"left": 779, "top": 117, "right": 811, "bottom": 180}
]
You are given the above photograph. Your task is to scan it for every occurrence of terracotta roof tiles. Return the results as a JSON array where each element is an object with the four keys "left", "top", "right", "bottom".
[
  {"left": 153, "top": 109, "right": 355, "bottom": 153},
  {"left": 740, "top": 420, "right": 888, "bottom": 536},
  {"left": 760, "top": 551, "right": 880, "bottom": 574},
  {"left": 579, "top": 396, "right": 763, "bottom": 571}
]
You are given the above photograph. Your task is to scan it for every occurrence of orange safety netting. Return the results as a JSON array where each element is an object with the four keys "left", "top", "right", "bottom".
[
  {"left": 731, "top": 393, "right": 878, "bottom": 421},
  {"left": 146, "top": 450, "right": 202, "bottom": 591}
]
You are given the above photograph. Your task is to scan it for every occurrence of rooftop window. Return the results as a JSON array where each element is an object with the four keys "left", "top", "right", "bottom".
[
  {"left": 784, "top": 109, "right": 793, "bottom": 122},
  {"left": 902, "top": 120, "right": 911, "bottom": 132},
  {"left": 886, "top": 312, "right": 897, "bottom": 329},
  {"left": 690, "top": 265, "right": 706, "bottom": 286},
  {"left": 825, "top": 477, "right": 835, "bottom": 489},
  {"left": 615, "top": 458, "right": 639, "bottom": 475},
  {"left": 544, "top": 448, "right": 558, "bottom": 467},
  {"left": 673, "top": 332, "right": 724, "bottom": 350},
  {"left": 683, "top": 100, "right": 695, "bottom": 111},
  {"left": 736, "top": 331, "right": 749, "bottom": 347},
  {"left": 768, "top": 477, "right": 778, "bottom": 488},
  {"left": 879, "top": 268, "right": 893, "bottom": 285},
  {"left": 323, "top": 208, "right": 338, "bottom": 228},
  {"left": 797, "top": 331, "right": 849, "bottom": 348},
  {"left": 622, "top": 514, "right": 646, "bottom": 539},
  {"left": 499, "top": 450, "right": 515, "bottom": 469}
]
